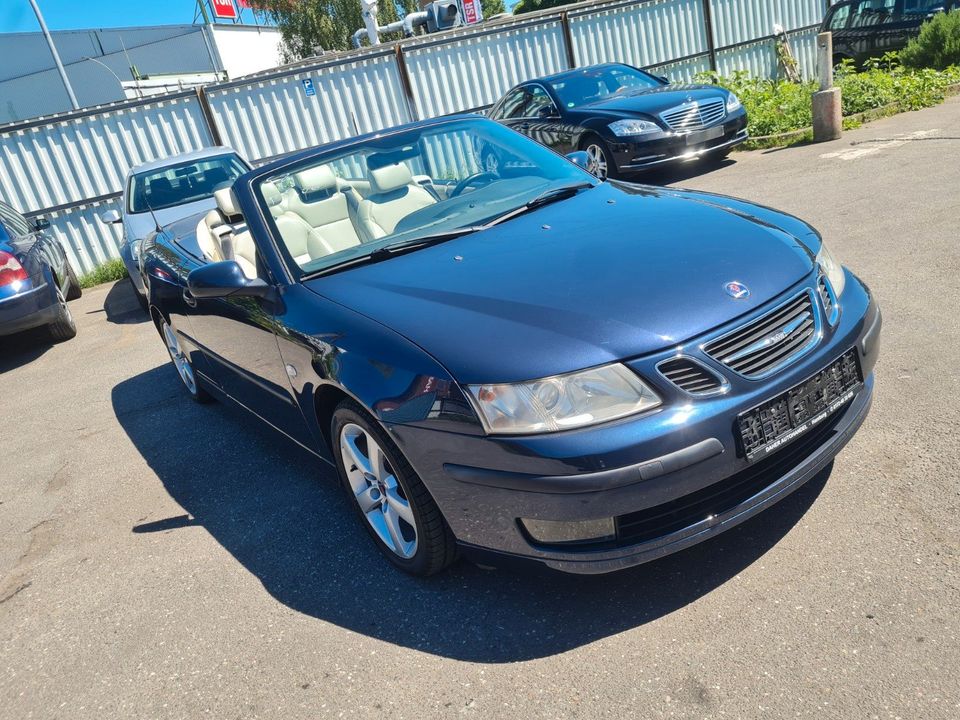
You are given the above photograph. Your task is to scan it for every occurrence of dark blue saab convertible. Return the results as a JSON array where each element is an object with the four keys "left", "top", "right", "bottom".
[{"left": 141, "top": 116, "right": 881, "bottom": 576}]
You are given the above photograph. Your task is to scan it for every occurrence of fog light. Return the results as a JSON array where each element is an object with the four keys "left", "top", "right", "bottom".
[{"left": 520, "top": 517, "right": 616, "bottom": 545}]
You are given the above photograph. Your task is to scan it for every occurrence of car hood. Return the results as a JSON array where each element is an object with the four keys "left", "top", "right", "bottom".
[
  {"left": 573, "top": 84, "right": 728, "bottom": 119},
  {"left": 305, "top": 182, "right": 817, "bottom": 385},
  {"left": 125, "top": 196, "right": 218, "bottom": 242}
]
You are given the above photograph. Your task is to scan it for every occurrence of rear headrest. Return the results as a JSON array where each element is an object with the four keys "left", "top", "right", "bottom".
[
  {"left": 369, "top": 162, "right": 412, "bottom": 195},
  {"left": 203, "top": 209, "right": 224, "bottom": 230},
  {"left": 261, "top": 181, "right": 285, "bottom": 218},
  {"left": 294, "top": 165, "right": 338, "bottom": 194},
  {"left": 214, "top": 187, "right": 241, "bottom": 219}
]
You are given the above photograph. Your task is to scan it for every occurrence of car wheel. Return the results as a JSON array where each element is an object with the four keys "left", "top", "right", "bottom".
[
  {"left": 160, "top": 318, "right": 211, "bottom": 403},
  {"left": 332, "top": 399, "right": 458, "bottom": 576},
  {"left": 581, "top": 135, "right": 615, "bottom": 181},
  {"left": 65, "top": 263, "right": 82, "bottom": 300},
  {"left": 47, "top": 285, "right": 77, "bottom": 342}
]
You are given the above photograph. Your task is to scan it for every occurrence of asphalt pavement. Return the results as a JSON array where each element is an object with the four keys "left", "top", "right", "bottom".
[{"left": 2, "top": 97, "right": 959, "bottom": 719}]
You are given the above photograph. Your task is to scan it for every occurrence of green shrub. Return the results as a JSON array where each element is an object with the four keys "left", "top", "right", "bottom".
[
  {"left": 79, "top": 258, "right": 128, "bottom": 289},
  {"left": 901, "top": 9, "right": 960, "bottom": 70}
]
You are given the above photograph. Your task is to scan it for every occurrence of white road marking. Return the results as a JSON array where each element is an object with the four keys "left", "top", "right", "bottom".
[{"left": 820, "top": 129, "right": 940, "bottom": 160}]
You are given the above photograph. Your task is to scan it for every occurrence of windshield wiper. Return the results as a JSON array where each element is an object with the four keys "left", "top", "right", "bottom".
[
  {"left": 480, "top": 181, "right": 595, "bottom": 229},
  {"left": 302, "top": 226, "right": 485, "bottom": 279}
]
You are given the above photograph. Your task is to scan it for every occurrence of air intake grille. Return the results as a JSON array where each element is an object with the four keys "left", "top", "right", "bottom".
[
  {"left": 658, "top": 357, "right": 724, "bottom": 395},
  {"left": 660, "top": 98, "right": 726, "bottom": 132},
  {"left": 818, "top": 274, "right": 837, "bottom": 323},
  {"left": 704, "top": 291, "right": 817, "bottom": 378}
]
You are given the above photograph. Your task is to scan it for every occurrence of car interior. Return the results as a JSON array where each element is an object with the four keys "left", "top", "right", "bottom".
[{"left": 196, "top": 158, "right": 450, "bottom": 279}]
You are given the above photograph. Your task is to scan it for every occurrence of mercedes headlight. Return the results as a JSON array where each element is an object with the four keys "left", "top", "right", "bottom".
[
  {"left": 726, "top": 93, "right": 742, "bottom": 113},
  {"left": 816, "top": 242, "right": 846, "bottom": 297},
  {"left": 467, "top": 364, "right": 661, "bottom": 434},
  {"left": 608, "top": 119, "right": 660, "bottom": 137}
]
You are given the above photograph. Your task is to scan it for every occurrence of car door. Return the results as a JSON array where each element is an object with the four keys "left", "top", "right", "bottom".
[
  {"left": 848, "top": 0, "right": 900, "bottom": 61},
  {"left": 184, "top": 239, "right": 314, "bottom": 448},
  {"left": 825, "top": 1, "right": 856, "bottom": 62},
  {"left": 517, "top": 84, "right": 576, "bottom": 155}
]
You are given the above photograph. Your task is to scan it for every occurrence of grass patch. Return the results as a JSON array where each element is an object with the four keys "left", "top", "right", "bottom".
[
  {"left": 696, "top": 53, "right": 960, "bottom": 148},
  {"left": 78, "top": 258, "right": 128, "bottom": 289}
]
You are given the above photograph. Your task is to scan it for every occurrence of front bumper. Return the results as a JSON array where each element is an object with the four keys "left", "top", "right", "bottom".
[
  {"left": 0, "top": 280, "right": 58, "bottom": 337},
  {"left": 610, "top": 111, "right": 749, "bottom": 173},
  {"left": 389, "top": 270, "right": 881, "bottom": 574}
]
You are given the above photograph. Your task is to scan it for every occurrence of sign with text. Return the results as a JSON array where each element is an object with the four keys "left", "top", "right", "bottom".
[
  {"left": 302, "top": 79, "right": 316, "bottom": 97},
  {"left": 461, "top": 0, "right": 482, "bottom": 25},
  {"left": 212, "top": 0, "right": 239, "bottom": 19}
]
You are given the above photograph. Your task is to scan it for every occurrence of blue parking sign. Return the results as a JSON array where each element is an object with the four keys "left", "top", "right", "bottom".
[{"left": 302, "top": 79, "right": 316, "bottom": 97}]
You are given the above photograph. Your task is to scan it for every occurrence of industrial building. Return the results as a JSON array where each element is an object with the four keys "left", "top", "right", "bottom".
[{"left": 0, "top": 23, "right": 283, "bottom": 125}]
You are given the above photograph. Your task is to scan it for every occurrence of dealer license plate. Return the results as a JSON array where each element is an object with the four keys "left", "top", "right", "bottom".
[
  {"left": 737, "top": 349, "right": 862, "bottom": 461},
  {"left": 685, "top": 125, "right": 725, "bottom": 145}
]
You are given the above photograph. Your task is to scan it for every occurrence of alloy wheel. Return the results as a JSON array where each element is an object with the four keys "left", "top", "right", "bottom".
[
  {"left": 56, "top": 287, "right": 75, "bottom": 331},
  {"left": 339, "top": 423, "right": 418, "bottom": 559},
  {"left": 161, "top": 320, "right": 197, "bottom": 395},
  {"left": 585, "top": 143, "right": 609, "bottom": 181}
]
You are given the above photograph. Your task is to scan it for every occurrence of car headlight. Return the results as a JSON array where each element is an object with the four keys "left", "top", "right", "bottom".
[
  {"left": 467, "top": 364, "right": 661, "bottom": 434},
  {"left": 726, "top": 93, "right": 742, "bottom": 113},
  {"left": 608, "top": 119, "right": 660, "bottom": 137},
  {"left": 816, "top": 242, "right": 846, "bottom": 298}
]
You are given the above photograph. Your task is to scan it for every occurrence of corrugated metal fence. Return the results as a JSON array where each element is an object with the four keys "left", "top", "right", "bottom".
[{"left": 0, "top": 0, "right": 829, "bottom": 273}]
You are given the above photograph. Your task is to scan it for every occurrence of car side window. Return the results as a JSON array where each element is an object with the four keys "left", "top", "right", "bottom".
[
  {"left": 498, "top": 89, "right": 530, "bottom": 120},
  {"left": 0, "top": 202, "right": 32, "bottom": 237},
  {"left": 828, "top": 3, "right": 853, "bottom": 29},
  {"left": 903, "top": 0, "right": 944, "bottom": 12},
  {"left": 524, "top": 86, "right": 559, "bottom": 119},
  {"left": 850, "top": 0, "right": 898, "bottom": 27}
]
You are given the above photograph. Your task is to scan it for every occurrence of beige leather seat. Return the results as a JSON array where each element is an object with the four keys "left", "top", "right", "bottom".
[
  {"left": 196, "top": 210, "right": 226, "bottom": 263},
  {"left": 286, "top": 166, "right": 364, "bottom": 252},
  {"left": 213, "top": 187, "right": 259, "bottom": 280},
  {"left": 358, "top": 162, "right": 436, "bottom": 239},
  {"left": 262, "top": 182, "right": 333, "bottom": 265}
]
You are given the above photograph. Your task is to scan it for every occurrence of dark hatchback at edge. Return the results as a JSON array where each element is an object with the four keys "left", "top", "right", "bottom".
[
  {"left": 141, "top": 116, "right": 880, "bottom": 576},
  {"left": 485, "top": 63, "right": 748, "bottom": 180}
]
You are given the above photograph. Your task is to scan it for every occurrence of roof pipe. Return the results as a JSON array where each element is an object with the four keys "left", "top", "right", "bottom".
[{"left": 402, "top": 11, "right": 429, "bottom": 37}]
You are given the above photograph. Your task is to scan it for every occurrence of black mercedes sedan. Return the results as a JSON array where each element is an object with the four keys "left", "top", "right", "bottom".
[
  {"left": 141, "top": 116, "right": 879, "bottom": 577},
  {"left": 485, "top": 63, "right": 748, "bottom": 179}
]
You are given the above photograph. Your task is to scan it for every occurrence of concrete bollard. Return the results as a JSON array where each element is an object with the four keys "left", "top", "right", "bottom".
[
  {"left": 813, "top": 88, "right": 843, "bottom": 142},
  {"left": 812, "top": 32, "right": 842, "bottom": 142}
]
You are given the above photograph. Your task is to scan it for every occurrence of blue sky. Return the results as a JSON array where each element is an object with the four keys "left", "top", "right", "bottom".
[{"left": 1, "top": 1, "right": 247, "bottom": 33}]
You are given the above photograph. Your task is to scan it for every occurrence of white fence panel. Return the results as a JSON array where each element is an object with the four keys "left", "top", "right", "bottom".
[
  {"left": 0, "top": 93, "right": 212, "bottom": 215},
  {"left": 45, "top": 198, "right": 125, "bottom": 274},
  {"left": 716, "top": 27, "right": 820, "bottom": 80},
  {"left": 404, "top": 19, "right": 569, "bottom": 118},
  {"left": 569, "top": 0, "right": 708, "bottom": 69},
  {"left": 205, "top": 51, "right": 412, "bottom": 163},
  {"left": 709, "top": 0, "right": 825, "bottom": 48}
]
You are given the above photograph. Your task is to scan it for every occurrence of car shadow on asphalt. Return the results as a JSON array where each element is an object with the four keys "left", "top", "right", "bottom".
[
  {"left": 103, "top": 280, "right": 149, "bottom": 325},
  {"left": 113, "top": 364, "right": 830, "bottom": 664},
  {"left": 639, "top": 156, "right": 737, "bottom": 186},
  {"left": 0, "top": 327, "right": 55, "bottom": 371}
]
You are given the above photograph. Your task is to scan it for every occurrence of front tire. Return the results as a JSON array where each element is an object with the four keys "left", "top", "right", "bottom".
[
  {"left": 65, "top": 263, "right": 82, "bottom": 300},
  {"left": 332, "top": 400, "right": 457, "bottom": 576},
  {"left": 580, "top": 134, "right": 617, "bottom": 181},
  {"left": 160, "top": 318, "right": 211, "bottom": 403}
]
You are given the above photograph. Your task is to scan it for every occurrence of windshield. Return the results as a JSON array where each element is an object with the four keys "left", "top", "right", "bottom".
[
  {"left": 258, "top": 118, "right": 595, "bottom": 277},
  {"left": 549, "top": 65, "right": 663, "bottom": 109},
  {"left": 129, "top": 154, "right": 248, "bottom": 213}
]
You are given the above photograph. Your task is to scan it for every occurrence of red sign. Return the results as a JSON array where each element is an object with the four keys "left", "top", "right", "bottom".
[
  {"left": 212, "top": 0, "right": 238, "bottom": 19},
  {"left": 462, "top": 0, "right": 482, "bottom": 24}
]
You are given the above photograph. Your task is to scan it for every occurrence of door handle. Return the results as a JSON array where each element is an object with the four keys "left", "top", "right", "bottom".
[{"left": 182, "top": 287, "right": 197, "bottom": 308}]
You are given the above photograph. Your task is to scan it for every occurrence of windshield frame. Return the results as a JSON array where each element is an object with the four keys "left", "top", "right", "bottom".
[{"left": 249, "top": 116, "right": 597, "bottom": 284}]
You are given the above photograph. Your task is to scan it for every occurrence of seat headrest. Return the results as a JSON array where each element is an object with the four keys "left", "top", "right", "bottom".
[
  {"left": 294, "top": 165, "right": 338, "bottom": 194},
  {"left": 214, "top": 187, "right": 241, "bottom": 219},
  {"left": 261, "top": 181, "right": 285, "bottom": 218},
  {"left": 203, "top": 209, "right": 224, "bottom": 230},
  {"left": 369, "top": 162, "right": 413, "bottom": 195}
]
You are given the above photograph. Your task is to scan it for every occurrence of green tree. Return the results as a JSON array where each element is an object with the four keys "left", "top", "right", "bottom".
[
  {"left": 901, "top": 9, "right": 960, "bottom": 71},
  {"left": 512, "top": 0, "right": 574, "bottom": 15},
  {"left": 250, "top": 0, "right": 421, "bottom": 58}
]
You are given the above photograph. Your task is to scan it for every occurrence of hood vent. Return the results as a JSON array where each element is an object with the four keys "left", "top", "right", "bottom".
[{"left": 658, "top": 357, "right": 726, "bottom": 395}]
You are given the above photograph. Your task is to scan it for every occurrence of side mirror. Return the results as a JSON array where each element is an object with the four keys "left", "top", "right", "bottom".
[
  {"left": 187, "top": 260, "right": 271, "bottom": 300},
  {"left": 565, "top": 151, "right": 591, "bottom": 171},
  {"left": 655, "top": 74, "right": 670, "bottom": 84},
  {"left": 33, "top": 217, "right": 51, "bottom": 231},
  {"left": 99, "top": 209, "right": 122, "bottom": 225}
]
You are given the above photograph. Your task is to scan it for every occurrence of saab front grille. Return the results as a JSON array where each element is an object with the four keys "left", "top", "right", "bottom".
[
  {"left": 704, "top": 291, "right": 817, "bottom": 378},
  {"left": 661, "top": 98, "right": 726, "bottom": 132},
  {"left": 818, "top": 273, "right": 838, "bottom": 324},
  {"left": 658, "top": 357, "right": 725, "bottom": 395}
]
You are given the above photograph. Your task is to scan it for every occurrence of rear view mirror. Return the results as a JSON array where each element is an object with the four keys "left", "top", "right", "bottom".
[
  {"left": 187, "top": 260, "right": 272, "bottom": 300},
  {"left": 565, "top": 151, "right": 591, "bottom": 171},
  {"left": 33, "top": 217, "right": 51, "bottom": 231},
  {"left": 99, "top": 209, "right": 122, "bottom": 225},
  {"left": 656, "top": 74, "right": 670, "bottom": 84}
]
